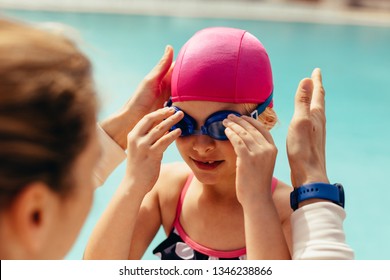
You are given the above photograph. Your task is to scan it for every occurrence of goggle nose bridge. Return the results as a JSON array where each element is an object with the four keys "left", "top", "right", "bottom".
[{"left": 201, "top": 126, "right": 208, "bottom": 135}]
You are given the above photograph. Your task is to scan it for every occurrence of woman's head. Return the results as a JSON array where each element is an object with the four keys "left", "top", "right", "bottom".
[{"left": 0, "top": 19, "right": 99, "bottom": 259}]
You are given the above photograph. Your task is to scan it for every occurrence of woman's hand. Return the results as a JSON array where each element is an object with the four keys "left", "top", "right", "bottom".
[
  {"left": 100, "top": 46, "right": 175, "bottom": 149},
  {"left": 286, "top": 68, "right": 329, "bottom": 187}
]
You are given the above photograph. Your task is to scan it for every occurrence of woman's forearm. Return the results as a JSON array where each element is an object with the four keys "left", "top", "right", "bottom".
[{"left": 291, "top": 202, "right": 354, "bottom": 260}]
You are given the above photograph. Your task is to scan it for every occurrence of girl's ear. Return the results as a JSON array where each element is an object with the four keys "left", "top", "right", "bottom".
[{"left": 7, "top": 182, "right": 59, "bottom": 259}]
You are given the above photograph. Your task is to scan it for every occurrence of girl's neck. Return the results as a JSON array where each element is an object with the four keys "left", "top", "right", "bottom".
[{"left": 194, "top": 176, "right": 239, "bottom": 204}]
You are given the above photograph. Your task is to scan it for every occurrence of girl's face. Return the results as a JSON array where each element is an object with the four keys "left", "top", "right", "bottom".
[{"left": 174, "top": 100, "right": 246, "bottom": 185}]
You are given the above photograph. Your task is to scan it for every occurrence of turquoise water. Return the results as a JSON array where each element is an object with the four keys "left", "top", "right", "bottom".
[{"left": 2, "top": 9, "right": 390, "bottom": 260}]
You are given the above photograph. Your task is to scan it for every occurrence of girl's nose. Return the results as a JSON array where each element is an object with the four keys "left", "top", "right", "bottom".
[{"left": 191, "top": 135, "right": 216, "bottom": 155}]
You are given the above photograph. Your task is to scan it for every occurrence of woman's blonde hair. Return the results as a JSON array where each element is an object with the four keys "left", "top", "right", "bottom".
[{"left": 0, "top": 19, "right": 97, "bottom": 209}]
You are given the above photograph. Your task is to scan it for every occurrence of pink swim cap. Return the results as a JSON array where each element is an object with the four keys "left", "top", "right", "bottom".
[{"left": 171, "top": 27, "right": 273, "bottom": 107}]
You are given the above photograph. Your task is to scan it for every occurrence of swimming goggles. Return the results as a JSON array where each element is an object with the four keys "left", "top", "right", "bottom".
[{"left": 165, "top": 92, "right": 273, "bottom": 141}]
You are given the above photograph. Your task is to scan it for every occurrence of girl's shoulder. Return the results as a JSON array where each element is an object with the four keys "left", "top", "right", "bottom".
[
  {"left": 154, "top": 162, "right": 192, "bottom": 230},
  {"left": 158, "top": 162, "right": 192, "bottom": 192},
  {"left": 273, "top": 179, "right": 293, "bottom": 205},
  {"left": 161, "top": 161, "right": 192, "bottom": 177},
  {"left": 272, "top": 179, "right": 294, "bottom": 221}
]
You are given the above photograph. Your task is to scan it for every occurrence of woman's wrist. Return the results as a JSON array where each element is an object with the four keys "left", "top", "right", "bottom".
[
  {"left": 293, "top": 172, "right": 330, "bottom": 188},
  {"left": 100, "top": 109, "right": 135, "bottom": 150}
]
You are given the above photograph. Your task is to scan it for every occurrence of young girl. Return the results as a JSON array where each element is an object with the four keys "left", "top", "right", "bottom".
[{"left": 86, "top": 27, "right": 293, "bottom": 260}]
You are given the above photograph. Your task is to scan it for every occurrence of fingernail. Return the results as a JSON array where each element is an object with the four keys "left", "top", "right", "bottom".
[
  {"left": 160, "top": 46, "right": 170, "bottom": 61},
  {"left": 174, "top": 110, "right": 184, "bottom": 117},
  {"left": 228, "top": 114, "right": 237, "bottom": 120},
  {"left": 302, "top": 83, "right": 310, "bottom": 91},
  {"left": 301, "top": 79, "right": 313, "bottom": 92},
  {"left": 312, "top": 68, "right": 321, "bottom": 75}
]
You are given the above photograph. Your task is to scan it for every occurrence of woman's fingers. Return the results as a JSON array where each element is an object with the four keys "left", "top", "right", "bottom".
[
  {"left": 144, "top": 45, "right": 174, "bottom": 86},
  {"left": 311, "top": 68, "right": 325, "bottom": 111},
  {"left": 293, "top": 78, "right": 314, "bottom": 121}
]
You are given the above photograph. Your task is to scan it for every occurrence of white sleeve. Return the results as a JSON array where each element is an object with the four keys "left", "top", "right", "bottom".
[
  {"left": 291, "top": 202, "right": 355, "bottom": 260},
  {"left": 93, "top": 124, "right": 126, "bottom": 189}
]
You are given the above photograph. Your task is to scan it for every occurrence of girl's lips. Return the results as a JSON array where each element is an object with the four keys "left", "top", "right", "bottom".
[{"left": 192, "top": 159, "right": 224, "bottom": 170}]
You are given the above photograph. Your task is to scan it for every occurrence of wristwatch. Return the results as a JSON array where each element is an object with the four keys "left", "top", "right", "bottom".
[{"left": 290, "top": 182, "right": 345, "bottom": 211}]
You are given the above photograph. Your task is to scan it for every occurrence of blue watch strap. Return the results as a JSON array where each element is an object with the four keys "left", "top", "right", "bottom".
[{"left": 290, "top": 183, "right": 345, "bottom": 211}]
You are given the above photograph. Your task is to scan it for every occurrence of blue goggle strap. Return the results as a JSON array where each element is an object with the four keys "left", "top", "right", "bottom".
[
  {"left": 165, "top": 91, "right": 273, "bottom": 119},
  {"left": 249, "top": 91, "right": 274, "bottom": 119}
]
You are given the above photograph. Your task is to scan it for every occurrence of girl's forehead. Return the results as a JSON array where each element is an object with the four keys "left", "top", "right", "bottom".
[{"left": 173, "top": 100, "right": 245, "bottom": 117}]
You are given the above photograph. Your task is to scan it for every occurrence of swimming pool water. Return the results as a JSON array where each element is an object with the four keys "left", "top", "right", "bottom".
[{"left": 2, "top": 9, "right": 390, "bottom": 260}]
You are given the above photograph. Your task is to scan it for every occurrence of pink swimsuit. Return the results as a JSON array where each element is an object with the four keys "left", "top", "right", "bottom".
[{"left": 153, "top": 174, "right": 278, "bottom": 260}]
